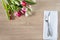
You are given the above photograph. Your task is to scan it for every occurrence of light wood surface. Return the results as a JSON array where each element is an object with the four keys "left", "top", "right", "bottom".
[{"left": 0, "top": 0, "right": 60, "bottom": 40}]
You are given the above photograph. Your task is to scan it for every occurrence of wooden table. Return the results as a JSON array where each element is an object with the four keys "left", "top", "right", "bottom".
[{"left": 0, "top": 0, "right": 60, "bottom": 40}]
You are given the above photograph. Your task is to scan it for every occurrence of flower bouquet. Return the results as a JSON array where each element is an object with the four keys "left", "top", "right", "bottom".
[{"left": 2, "top": 0, "right": 36, "bottom": 20}]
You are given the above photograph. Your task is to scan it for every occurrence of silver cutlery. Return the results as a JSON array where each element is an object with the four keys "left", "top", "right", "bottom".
[{"left": 45, "top": 12, "right": 53, "bottom": 37}]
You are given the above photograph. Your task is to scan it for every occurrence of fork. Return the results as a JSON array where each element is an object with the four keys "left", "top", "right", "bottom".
[{"left": 45, "top": 12, "right": 53, "bottom": 37}]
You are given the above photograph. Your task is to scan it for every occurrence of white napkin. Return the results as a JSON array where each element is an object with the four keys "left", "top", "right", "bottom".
[{"left": 43, "top": 10, "right": 58, "bottom": 40}]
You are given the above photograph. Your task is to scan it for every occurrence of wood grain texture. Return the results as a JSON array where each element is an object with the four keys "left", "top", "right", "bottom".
[{"left": 0, "top": 0, "right": 60, "bottom": 40}]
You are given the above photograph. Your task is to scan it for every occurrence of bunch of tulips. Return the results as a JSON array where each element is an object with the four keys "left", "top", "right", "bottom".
[{"left": 2, "top": 0, "right": 36, "bottom": 20}]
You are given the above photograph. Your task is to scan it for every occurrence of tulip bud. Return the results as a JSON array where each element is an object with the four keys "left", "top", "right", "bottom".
[
  {"left": 25, "top": 12, "right": 29, "bottom": 17},
  {"left": 14, "top": 11, "right": 22, "bottom": 17},
  {"left": 21, "top": 7, "right": 27, "bottom": 14},
  {"left": 21, "top": 1, "right": 27, "bottom": 6},
  {"left": 28, "top": 5, "right": 32, "bottom": 11}
]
